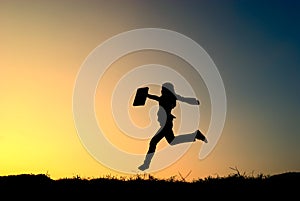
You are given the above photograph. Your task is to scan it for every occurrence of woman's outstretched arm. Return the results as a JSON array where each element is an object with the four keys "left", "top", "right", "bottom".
[
  {"left": 147, "top": 94, "right": 160, "bottom": 102},
  {"left": 176, "top": 94, "right": 200, "bottom": 105}
]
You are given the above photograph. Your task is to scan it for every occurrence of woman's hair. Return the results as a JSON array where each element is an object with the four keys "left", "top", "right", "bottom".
[
  {"left": 161, "top": 82, "right": 177, "bottom": 111},
  {"left": 162, "top": 82, "right": 175, "bottom": 94}
]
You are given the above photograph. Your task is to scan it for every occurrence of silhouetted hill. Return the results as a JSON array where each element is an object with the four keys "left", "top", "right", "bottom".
[{"left": 0, "top": 172, "right": 298, "bottom": 199}]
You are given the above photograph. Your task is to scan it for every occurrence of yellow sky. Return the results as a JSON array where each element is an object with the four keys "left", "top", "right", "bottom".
[{"left": 1, "top": 1, "right": 299, "bottom": 181}]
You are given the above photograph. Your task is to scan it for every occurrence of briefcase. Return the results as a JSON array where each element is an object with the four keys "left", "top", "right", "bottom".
[{"left": 133, "top": 87, "right": 149, "bottom": 106}]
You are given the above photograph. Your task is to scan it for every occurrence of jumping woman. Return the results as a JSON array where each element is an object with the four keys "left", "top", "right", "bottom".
[{"left": 138, "top": 82, "right": 208, "bottom": 171}]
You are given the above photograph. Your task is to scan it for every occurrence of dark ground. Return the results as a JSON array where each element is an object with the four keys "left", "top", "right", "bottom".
[{"left": 0, "top": 171, "right": 298, "bottom": 199}]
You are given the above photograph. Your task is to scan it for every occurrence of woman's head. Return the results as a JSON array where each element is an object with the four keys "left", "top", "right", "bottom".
[{"left": 162, "top": 82, "right": 175, "bottom": 94}]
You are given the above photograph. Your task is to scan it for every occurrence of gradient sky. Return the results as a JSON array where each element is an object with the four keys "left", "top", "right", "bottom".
[{"left": 1, "top": 0, "right": 299, "bottom": 181}]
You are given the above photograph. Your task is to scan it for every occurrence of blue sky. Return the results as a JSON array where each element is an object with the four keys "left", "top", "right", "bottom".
[{"left": 1, "top": 0, "right": 299, "bottom": 180}]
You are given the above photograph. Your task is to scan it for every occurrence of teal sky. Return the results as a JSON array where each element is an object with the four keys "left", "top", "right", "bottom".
[{"left": 1, "top": 0, "right": 299, "bottom": 180}]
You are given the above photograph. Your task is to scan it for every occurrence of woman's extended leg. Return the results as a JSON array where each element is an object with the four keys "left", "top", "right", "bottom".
[
  {"left": 170, "top": 130, "right": 208, "bottom": 145},
  {"left": 138, "top": 128, "right": 166, "bottom": 171}
]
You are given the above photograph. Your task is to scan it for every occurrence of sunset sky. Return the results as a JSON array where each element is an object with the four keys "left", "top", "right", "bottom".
[{"left": 1, "top": 0, "right": 299, "bottom": 181}]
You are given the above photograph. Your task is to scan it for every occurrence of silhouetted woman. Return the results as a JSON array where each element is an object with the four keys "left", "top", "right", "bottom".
[{"left": 138, "top": 82, "right": 207, "bottom": 171}]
